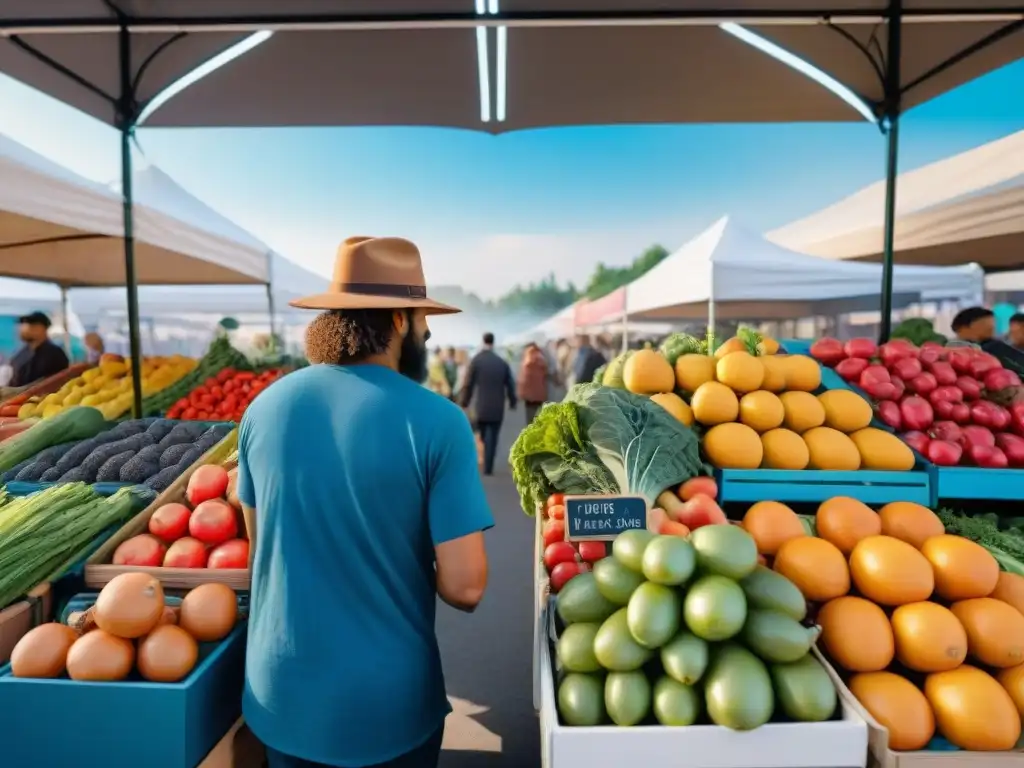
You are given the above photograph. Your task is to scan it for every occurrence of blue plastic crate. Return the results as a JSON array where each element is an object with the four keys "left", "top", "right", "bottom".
[
  {"left": 716, "top": 466, "right": 932, "bottom": 505},
  {"left": 0, "top": 622, "right": 247, "bottom": 768},
  {"left": 3, "top": 481, "right": 154, "bottom": 498},
  {"left": 778, "top": 338, "right": 811, "bottom": 355},
  {"left": 931, "top": 465, "right": 1024, "bottom": 501}
]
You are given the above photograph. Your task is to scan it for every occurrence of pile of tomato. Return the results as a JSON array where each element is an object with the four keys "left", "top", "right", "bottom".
[{"left": 165, "top": 368, "right": 283, "bottom": 422}]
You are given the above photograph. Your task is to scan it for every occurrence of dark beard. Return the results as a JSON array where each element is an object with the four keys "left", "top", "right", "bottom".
[{"left": 398, "top": 330, "right": 429, "bottom": 383}]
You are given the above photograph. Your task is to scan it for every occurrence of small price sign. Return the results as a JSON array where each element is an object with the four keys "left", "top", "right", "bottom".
[{"left": 564, "top": 495, "right": 648, "bottom": 542}]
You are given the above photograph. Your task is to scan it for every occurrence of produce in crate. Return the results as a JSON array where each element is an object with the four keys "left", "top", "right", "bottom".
[
  {"left": 0, "top": 484, "right": 148, "bottom": 611},
  {"left": 553, "top": 524, "right": 838, "bottom": 729},
  {"left": 165, "top": 368, "right": 283, "bottom": 422},
  {"left": 1, "top": 417, "right": 233, "bottom": 491},
  {"left": 810, "top": 336, "right": 1024, "bottom": 468},
  {"left": 760, "top": 495, "right": 1024, "bottom": 752},
  {"left": 9, "top": 575, "right": 239, "bottom": 682},
  {"left": 16, "top": 355, "right": 197, "bottom": 421},
  {"left": 112, "top": 463, "right": 249, "bottom": 570}
]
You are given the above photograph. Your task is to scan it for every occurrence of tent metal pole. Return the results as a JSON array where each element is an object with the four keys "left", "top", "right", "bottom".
[
  {"left": 265, "top": 253, "right": 277, "bottom": 347},
  {"left": 878, "top": 0, "right": 902, "bottom": 344},
  {"left": 118, "top": 24, "right": 144, "bottom": 417},
  {"left": 60, "top": 286, "right": 71, "bottom": 356}
]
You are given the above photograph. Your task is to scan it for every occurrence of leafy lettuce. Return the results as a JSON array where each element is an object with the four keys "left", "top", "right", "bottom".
[{"left": 509, "top": 383, "right": 703, "bottom": 515}]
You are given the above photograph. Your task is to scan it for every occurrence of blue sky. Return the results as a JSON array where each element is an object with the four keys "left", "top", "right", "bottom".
[{"left": 0, "top": 57, "right": 1021, "bottom": 299}]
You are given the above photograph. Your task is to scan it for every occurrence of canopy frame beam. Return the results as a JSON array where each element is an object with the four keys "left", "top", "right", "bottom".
[{"left": 878, "top": 0, "right": 903, "bottom": 343}]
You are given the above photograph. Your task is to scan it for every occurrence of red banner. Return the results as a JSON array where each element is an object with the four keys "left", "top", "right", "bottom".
[{"left": 574, "top": 287, "right": 627, "bottom": 327}]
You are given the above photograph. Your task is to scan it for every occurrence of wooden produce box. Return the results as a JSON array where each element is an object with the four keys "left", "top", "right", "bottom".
[
  {"left": 0, "top": 364, "right": 92, "bottom": 417},
  {"left": 84, "top": 430, "right": 251, "bottom": 591},
  {"left": 199, "top": 719, "right": 266, "bottom": 768},
  {"left": 0, "top": 583, "right": 52, "bottom": 665}
]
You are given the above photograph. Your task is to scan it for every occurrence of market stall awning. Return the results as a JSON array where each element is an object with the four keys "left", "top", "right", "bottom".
[
  {"left": 766, "top": 130, "right": 1024, "bottom": 269},
  {"left": 575, "top": 289, "right": 627, "bottom": 327},
  {"left": 0, "top": 2, "right": 1019, "bottom": 130},
  {"left": 625, "top": 216, "right": 985, "bottom": 321},
  {"left": 0, "top": 133, "right": 268, "bottom": 287}
]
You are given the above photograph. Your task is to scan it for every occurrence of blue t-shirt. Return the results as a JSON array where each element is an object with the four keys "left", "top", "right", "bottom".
[{"left": 236, "top": 364, "right": 494, "bottom": 767}]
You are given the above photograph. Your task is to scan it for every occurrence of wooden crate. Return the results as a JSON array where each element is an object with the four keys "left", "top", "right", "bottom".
[{"left": 84, "top": 429, "right": 252, "bottom": 591}]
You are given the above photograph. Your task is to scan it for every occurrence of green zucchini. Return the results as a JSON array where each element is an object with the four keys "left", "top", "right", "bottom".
[{"left": 0, "top": 406, "right": 109, "bottom": 473}]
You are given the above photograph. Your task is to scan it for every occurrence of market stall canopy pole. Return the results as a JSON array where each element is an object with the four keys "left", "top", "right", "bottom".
[{"left": 878, "top": 0, "right": 903, "bottom": 343}]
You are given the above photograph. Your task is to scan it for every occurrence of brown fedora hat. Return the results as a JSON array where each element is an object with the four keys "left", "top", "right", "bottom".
[{"left": 290, "top": 236, "right": 460, "bottom": 315}]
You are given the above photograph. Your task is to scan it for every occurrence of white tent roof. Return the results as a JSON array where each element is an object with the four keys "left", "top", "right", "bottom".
[
  {"left": 0, "top": 134, "right": 269, "bottom": 286},
  {"left": 765, "top": 130, "right": 1024, "bottom": 269},
  {"left": 508, "top": 303, "right": 579, "bottom": 345},
  {"left": 626, "top": 216, "right": 984, "bottom": 321}
]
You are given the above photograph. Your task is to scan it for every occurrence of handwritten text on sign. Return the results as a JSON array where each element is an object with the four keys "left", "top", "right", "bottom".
[{"left": 565, "top": 495, "right": 648, "bottom": 541}]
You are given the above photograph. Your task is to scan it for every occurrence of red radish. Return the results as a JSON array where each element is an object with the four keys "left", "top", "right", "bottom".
[
  {"left": 207, "top": 539, "right": 250, "bottom": 569},
  {"left": 918, "top": 346, "right": 943, "bottom": 365},
  {"left": 921, "top": 341, "right": 946, "bottom": 356},
  {"left": 879, "top": 341, "right": 915, "bottom": 366},
  {"left": 970, "top": 444, "right": 1008, "bottom": 469},
  {"left": 809, "top": 338, "right": 846, "bottom": 366},
  {"left": 547, "top": 493, "right": 565, "bottom": 509},
  {"left": 845, "top": 338, "right": 877, "bottom": 360},
  {"left": 930, "top": 421, "right": 963, "bottom": 443},
  {"left": 969, "top": 355, "right": 1001, "bottom": 379},
  {"left": 908, "top": 372, "right": 938, "bottom": 396},
  {"left": 970, "top": 401, "right": 1001, "bottom": 430},
  {"left": 188, "top": 499, "right": 239, "bottom": 546},
  {"left": 900, "top": 396, "right": 934, "bottom": 432},
  {"left": 112, "top": 534, "right": 167, "bottom": 566},
  {"left": 927, "top": 439, "right": 963, "bottom": 466},
  {"left": 148, "top": 503, "right": 191, "bottom": 542},
  {"left": 990, "top": 404, "right": 1012, "bottom": 431},
  {"left": 876, "top": 401, "right": 902, "bottom": 430},
  {"left": 677, "top": 494, "right": 727, "bottom": 531},
  {"left": 860, "top": 365, "right": 891, "bottom": 388},
  {"left": 542, "top": 519, "right": 566, "bottom": 548},
  {"left": 889, "top": 376, "right": 906, "bottom": 400},
  {"left": 835, "top": 357, "right": 870, "bottom": 382},
  {"left": 543, "top": 541, "right": 578, "bottom": 572},
  {"left": 995, "top": 433, "right": 1024, "bottom": 467},
  {"left": 960, "top": 424, "right": 996, "bottom": 449},
  {"left": 985, "top": 369, "right": 1022, "bottom": 392},
  {"left": 548, "top": 504, "right": 566, "bottom": 521},
  {"left": 929, "top": 385, "right": 963, "bottom": 404},
  {"left": 163, "top": 537, "right": 209, "bottom": 568},
  {"left": 933, "top": 399, "right": 956, "bottom": 420},
  {"left": 578, "top": 541, "right": 608, "bottom": 563},
  {"left": 550, "top": 561, "right": 588, "bottom": 593},
  {"left": 901, "top": 431, "right": 931, "bottom": 455},
  {"left": 955, "top": 376, "right": 982, "bottom": 400},
  {"left": 891, "top": 357, "right": 923, "bottom": 381},
  {"left": 186, "top": 465, "right": 230, "bottom": 507},
  {"left": 927, "top": 361, "right": 958, "bottom": 386},
  {"left": 678, "top": 476, "right": 718, "bottom": 501},
  {"left": 950, "top": 403, "right": 972, "bottom": 424}
]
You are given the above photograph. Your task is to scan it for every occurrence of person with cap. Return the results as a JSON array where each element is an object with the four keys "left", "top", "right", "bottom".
[
  {"left": 234, "top": 236, "right": 493, "bottom": 768},
  {"left": 9, "top": 311, "right": 69, "bottom": 388}
]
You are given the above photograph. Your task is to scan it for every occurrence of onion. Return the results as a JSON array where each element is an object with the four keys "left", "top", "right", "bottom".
[
  {"left": 179, "top": 583, "right": 238, "bottom": 642},
  {"left": 10, "top": 623, "right": 78, "bottom": 678},
  {"left": 137, "top": 625, "right": 199, "bottom": 682},
  {"left": 93, "top": 572, "right": 166, "bottom": 639},
  {"left": 66, "top": 630, "right": 135, "bottom": 682}
]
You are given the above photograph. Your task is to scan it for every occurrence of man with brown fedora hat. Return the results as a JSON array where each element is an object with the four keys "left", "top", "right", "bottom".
[{"left": 235, "top": 236, "right": 493, "bottom": 768}]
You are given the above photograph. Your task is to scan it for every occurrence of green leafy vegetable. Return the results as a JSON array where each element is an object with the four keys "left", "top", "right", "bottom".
[
  {"left": 937, "top": 508, "right": 1024, "bottom": 565},
  {"left": 659, "top": 333, "right": 702, "bottom": 366},
  {"left": 565, "top": 383, "right": 704, "bottom": 506}
]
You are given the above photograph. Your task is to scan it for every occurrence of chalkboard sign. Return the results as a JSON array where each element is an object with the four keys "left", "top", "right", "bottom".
[{"left": 564, "top": 495, "right": 648, "bottom": 541}]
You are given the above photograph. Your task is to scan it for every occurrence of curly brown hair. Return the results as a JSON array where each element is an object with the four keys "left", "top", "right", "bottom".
[{"left": 304, "top": 309, "right": 398, "bottom": 364}]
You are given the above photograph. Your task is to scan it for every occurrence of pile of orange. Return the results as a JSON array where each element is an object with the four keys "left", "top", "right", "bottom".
[{"left": 740, "top": 497, "right": 1024, "bottom": 752}]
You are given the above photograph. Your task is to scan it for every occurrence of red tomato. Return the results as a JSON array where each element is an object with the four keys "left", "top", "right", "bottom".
[
  {"left": 163, "top": 537, "right": 209, "bottom": 568},
  {"left": 676, "top": 493, "right": 727, "bottom": 531},
  {"left": 548, "top": 504, "right": 565, "bottom": 521},
  {"left": 207, "top": 539, "right": 250, "bottom": 569},
  {"left": 577, "top": 541, "right": 607, "bottom": 563},
  {"left": 547, "top": 493, "right": 565, "bottom": 508},
  {"left": 678, "top": 476, "right": 719, "bottom": 501},
  {"left": 182, "top": 407, "right": 198, "bottom": 420},
  {"left": 542, "top": 518, "right": 566, "bottom": 548},
  {"left": 550, "top": 561, "right": 588, "bottom": 593},
  {"left": 189, "top": 499, "right": 239, "bottom": 545},
  {"left": 543, "top": 541, "right": 577, "bottom": 572},
  {"left": 148, "top": 502, "right": 191, "bottom": 542},
  {"left": 186, "top": 465, "right": 230, "bottom": 506},
  {"left": 659, "top": 519, "right": 692, "bottom": 538},
  {"left": 112, "top": 534, "right": 166, "bottom": 566},
  {"left": 216, "top": 368, "right": 235, "bottom": 383}
]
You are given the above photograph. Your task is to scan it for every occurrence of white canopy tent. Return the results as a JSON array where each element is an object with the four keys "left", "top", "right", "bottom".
[
  {"left": 625, "top": 217, "right": 984, "bottom": 326},
  {"left": 507, "top": 303, "right": 580, "bottom": 346},
  {"left": 0, "top": 134, "right": 269, "bottom": 287},
  {"left": 765, "top": 130, "right": 1024, "bottom": 270}
]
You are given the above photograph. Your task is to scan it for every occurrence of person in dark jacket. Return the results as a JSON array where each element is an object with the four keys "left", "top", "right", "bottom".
[
  {"left": 570, "top": 333, "right": 607, "bottom": 387},
  {"left": 9, "top": 312, "right": 69, "bottom": 388},
  {"left": 462, "top": 332, "right": 516, "bottom": 475}
]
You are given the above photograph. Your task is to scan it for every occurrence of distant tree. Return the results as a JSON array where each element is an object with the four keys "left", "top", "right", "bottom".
[{"left": 584, "top": 245, "right": 670, "bottom": 300}]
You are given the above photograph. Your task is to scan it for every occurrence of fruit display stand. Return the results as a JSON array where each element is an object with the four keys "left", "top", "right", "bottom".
[
  {"left": 538, "top": 601, "right": 868, "bottom": 768},
  {"left": 84, "top": 431, "right": 250, "bottom": 591},
  {"left": 0, "top": 589, "right": 247, "bottom": 768}
]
